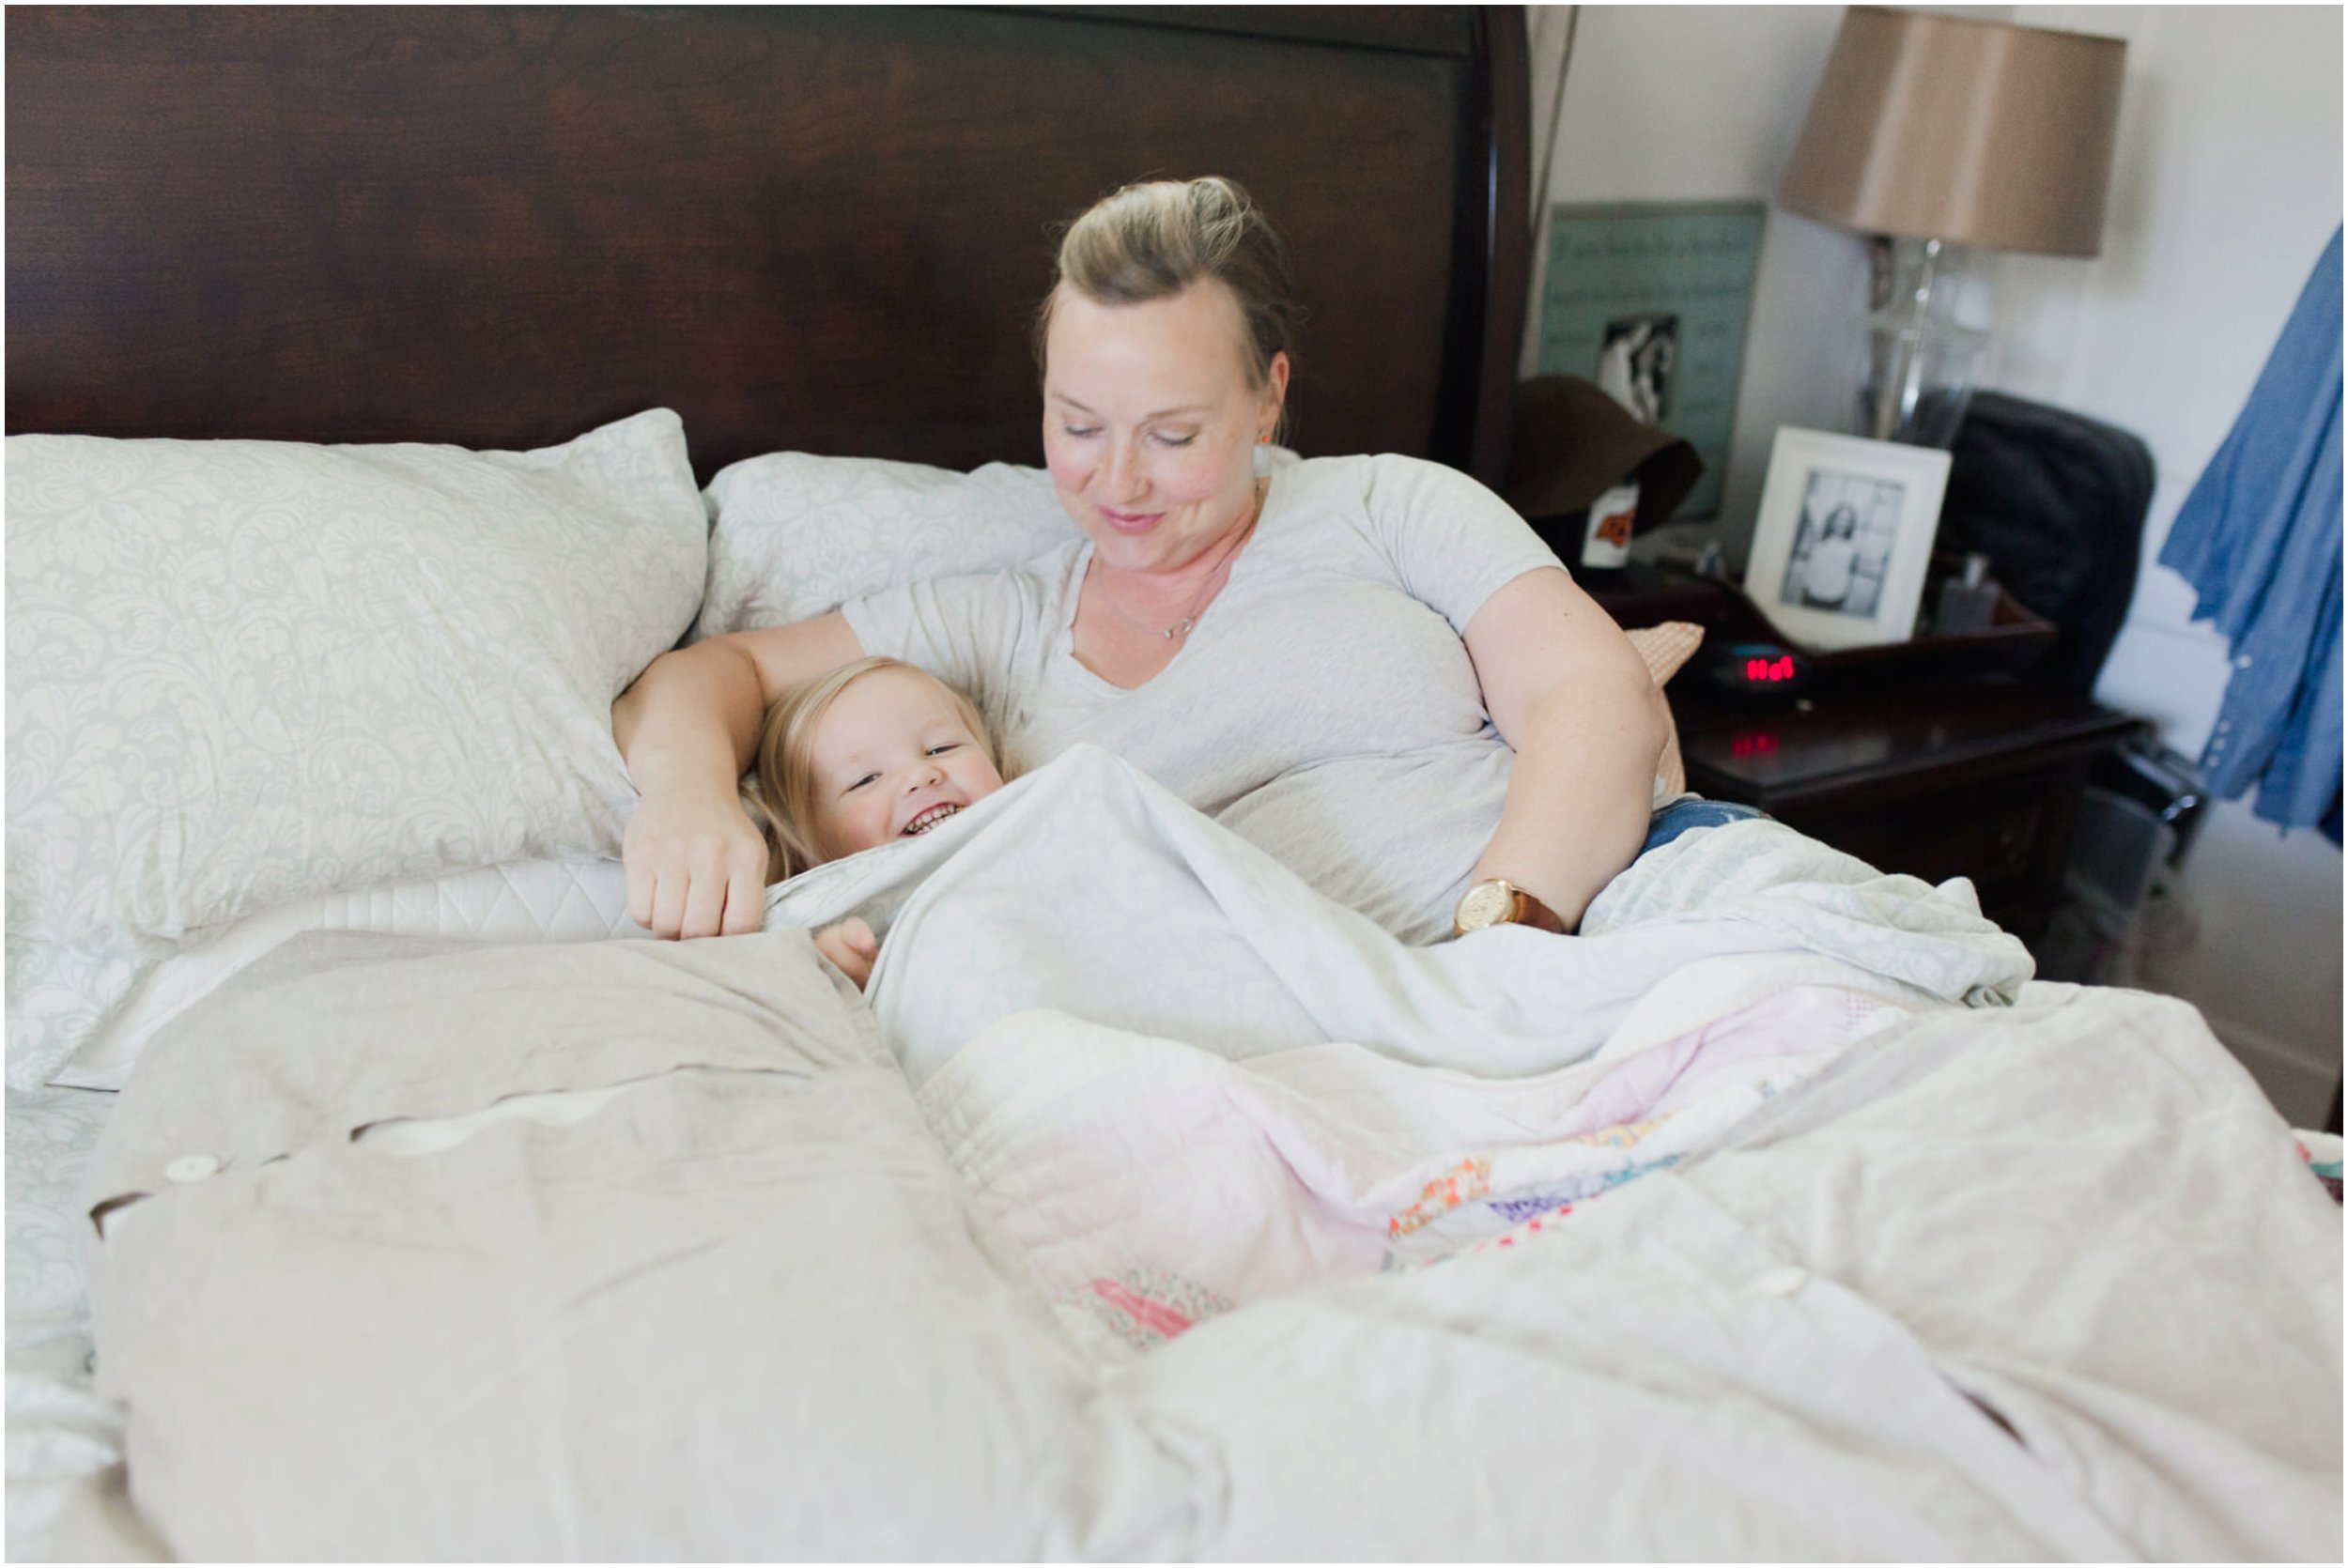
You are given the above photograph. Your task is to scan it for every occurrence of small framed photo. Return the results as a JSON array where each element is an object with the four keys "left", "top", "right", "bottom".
[{"left": 1743, "top": 428, "right": 1953, "bottom": 650}]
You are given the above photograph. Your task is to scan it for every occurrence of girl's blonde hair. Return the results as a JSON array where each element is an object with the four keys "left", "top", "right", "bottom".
[
  {"left": 1033, "top": 176, "right": 1303, "bottom": 435},
  {"left": 743, "top": 656, "right": 1008, "bottom": 882}
]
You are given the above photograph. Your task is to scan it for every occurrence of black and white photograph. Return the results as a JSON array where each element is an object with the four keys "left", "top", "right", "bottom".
[
  {"left": 1744, "top": 427, "right": 1953, "bottom": 650},
  {"left": 1778, "top": 469, "right": 1906, "bottom": 618},
  {"left": 1595, "top": 312, "right": 1678, "bottom": 426}
]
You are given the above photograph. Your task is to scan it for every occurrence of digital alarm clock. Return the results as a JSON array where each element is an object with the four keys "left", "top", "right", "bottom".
[{"left": 1704, "top": 640, "right": 1815, "bottom": 700}]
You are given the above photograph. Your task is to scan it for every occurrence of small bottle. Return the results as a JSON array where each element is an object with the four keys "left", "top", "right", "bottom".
[{"left": 1934, "top": 551, "right": 2001, "bottom": 636}]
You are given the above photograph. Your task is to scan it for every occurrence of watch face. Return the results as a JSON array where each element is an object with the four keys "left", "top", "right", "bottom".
[{"left": 1456, "top": 880, "right": 1515, "bottom": 931}]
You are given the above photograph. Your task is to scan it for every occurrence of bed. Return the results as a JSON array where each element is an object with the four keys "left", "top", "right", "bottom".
[{"left": 7, "top": 7, "right": 2340, "bottom": 1560}]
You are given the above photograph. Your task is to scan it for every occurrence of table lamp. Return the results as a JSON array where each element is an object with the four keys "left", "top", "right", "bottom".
[{"left": 1778, "top": 7, "right": 2125, "bottom": 446}]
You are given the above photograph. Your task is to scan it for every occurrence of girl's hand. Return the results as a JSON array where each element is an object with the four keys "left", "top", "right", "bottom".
[
  {"left": 814, "top": 918, "right": 879, "bottom": 990},
  {"left": 622, "top": 790, "right": 773, "bottom": 940}
]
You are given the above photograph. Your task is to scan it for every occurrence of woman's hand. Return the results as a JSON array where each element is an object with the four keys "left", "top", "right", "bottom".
[
  {"left": 622, "top": 788, "right": 773, "bottom": 939},
  {"left": 814, "top": 917, "right": 879, "bottom": 990}
]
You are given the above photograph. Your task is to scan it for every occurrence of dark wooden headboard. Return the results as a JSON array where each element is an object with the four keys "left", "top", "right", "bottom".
[{"left": 8, "top": 6, "right": 1526, "bottom": 486}]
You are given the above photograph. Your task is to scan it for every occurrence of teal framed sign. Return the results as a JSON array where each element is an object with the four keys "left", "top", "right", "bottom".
[{"left": 1535, "top": 201, "right": 1767, "bottom": 522}]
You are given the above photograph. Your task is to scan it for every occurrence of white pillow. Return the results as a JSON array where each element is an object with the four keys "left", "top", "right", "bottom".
[
  {"left": 693, "top": 445, "right": 1300, "bottom": 636},
  {"left": 5, "top": 409, "right": 705, "bottom": 1088},
  {"left": 694, "top": 453, "right": 1072, "bottom": 637}
]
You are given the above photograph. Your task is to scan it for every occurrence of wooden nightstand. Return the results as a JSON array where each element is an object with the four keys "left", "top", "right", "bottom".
[
  {"left": 1586, "top": 565, "right": 2149, "bottom": 951},
  {"left": 1671, "top": 680, "right": 2148, "bottom": 950}
]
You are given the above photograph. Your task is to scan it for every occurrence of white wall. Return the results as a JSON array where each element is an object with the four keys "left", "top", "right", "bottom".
[{"left": 1524, "top": 4, "right": 2344, "bottom": 1122}]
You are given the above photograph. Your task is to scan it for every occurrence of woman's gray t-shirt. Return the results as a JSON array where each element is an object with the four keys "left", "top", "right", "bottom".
[{"left": 839, "top": 453, "right": 1561, "bottom": 945}]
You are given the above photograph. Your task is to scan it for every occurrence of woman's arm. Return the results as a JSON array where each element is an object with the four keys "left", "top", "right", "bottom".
[
  {"left": 612, "top": 610, "right": 863, "bottom": 938},
  {"left": 1460, "top": 567, "right": 1672, "bottom": 932}
]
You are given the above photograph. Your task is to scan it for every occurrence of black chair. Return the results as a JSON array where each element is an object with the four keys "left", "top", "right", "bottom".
[
  {"left": 1939, "top": 392, "right": 2216, "bottom": 995},
  {"left": 1935, "top": 388, "right": 2157, "bottom": 697}
]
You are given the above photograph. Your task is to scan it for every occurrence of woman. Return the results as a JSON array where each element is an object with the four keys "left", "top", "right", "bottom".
[
  {"left": 1800, "top": 503, "right": 1861, "bottom": 609},
  {"left": 614, "top": 177, "right": 1676, "bottom": 945}
]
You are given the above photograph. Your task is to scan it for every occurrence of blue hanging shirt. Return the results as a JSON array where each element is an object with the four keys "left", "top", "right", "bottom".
[{"left": 2158, "top": 226, "right": 2343, "bottom": 841}]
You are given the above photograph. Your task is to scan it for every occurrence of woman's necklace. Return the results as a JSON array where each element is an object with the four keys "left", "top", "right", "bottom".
[{"left": 1092, "top": 479, "right": 1266, "bottom": 642}]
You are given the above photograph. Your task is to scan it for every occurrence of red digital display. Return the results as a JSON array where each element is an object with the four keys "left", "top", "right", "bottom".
[{"left": 1743, "top": 654, "right": 1799, "bottom": 684}]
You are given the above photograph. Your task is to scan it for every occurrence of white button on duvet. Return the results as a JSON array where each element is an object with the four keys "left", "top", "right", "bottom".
[
  {"left": 163, "top": 1155, "right": 220, "bottom": 1184},
  {"left": 1748, "top": 1265, "right": 1809, "bottom": 1299}
]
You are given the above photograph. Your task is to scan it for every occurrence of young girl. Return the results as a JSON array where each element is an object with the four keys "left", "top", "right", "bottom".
[{"left": 744, "top": 656, "right": 1012, "bottom": 987}]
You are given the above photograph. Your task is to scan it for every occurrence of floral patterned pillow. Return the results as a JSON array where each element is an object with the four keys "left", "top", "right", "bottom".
[{"left": 5, "top": 409, "right": 706, "bottom": 1088}]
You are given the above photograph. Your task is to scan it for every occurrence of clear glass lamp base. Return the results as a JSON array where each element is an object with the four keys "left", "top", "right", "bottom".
[{"left": 1858, "top": 236, "right": 1990, "bottom": 448}]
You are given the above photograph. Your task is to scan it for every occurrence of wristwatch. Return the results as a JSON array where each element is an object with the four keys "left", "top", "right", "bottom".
[{"left": 1452, "top": 878, "right": 1567, "bottom": 937}]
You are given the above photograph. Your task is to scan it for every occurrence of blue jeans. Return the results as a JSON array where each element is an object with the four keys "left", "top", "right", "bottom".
[{"left": 1640, "top": 796, "right": 1768, "bottom": 856}]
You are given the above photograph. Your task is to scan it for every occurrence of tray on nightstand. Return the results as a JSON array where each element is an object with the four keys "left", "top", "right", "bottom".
[
  {"left": 1709, "top": 571, "right": 2058, "bottom": 695},
  {"left": 1585, "top": 562, "right": 2060, "bottom": 699}
]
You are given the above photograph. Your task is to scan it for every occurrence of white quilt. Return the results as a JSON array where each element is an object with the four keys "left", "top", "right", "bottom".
[{"left": 62, "top": 748, "right": 2341, "bottom": 1560}]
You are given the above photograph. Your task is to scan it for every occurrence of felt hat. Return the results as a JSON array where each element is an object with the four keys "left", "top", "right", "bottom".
[{"left": 1504, "top": 376, "right": 1705, "bottom": 531}]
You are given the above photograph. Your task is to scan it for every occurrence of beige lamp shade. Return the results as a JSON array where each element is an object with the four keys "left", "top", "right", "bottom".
[{"left": 1780, "top": 6, "right": 2125, "bottom": 257}]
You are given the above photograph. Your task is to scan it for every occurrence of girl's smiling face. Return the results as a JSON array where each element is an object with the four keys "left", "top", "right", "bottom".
[
  {"left": 1041, "top": 277, "right": 1287, "bottom": 576},
  {"left": 805, "top": 666, "right": 1005, "bottom": 859}
]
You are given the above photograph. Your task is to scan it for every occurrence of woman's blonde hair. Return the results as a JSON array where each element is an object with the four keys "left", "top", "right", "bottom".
[
  {"left": 743, "top": 656, "right": 1008, "bottom": 883},
  {"left": 1034, "top": 176, "right": 1303, "bottom": 430}
]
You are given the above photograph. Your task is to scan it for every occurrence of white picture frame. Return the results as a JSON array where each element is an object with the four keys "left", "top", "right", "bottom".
[{"left": 1742, "top": 427, "right": 1953, "bottom": 651}]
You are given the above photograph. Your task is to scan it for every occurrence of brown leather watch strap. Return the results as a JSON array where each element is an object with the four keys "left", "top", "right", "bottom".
[{"left": 1511, "top": 886, "right": 1567, "bottom": 934}]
